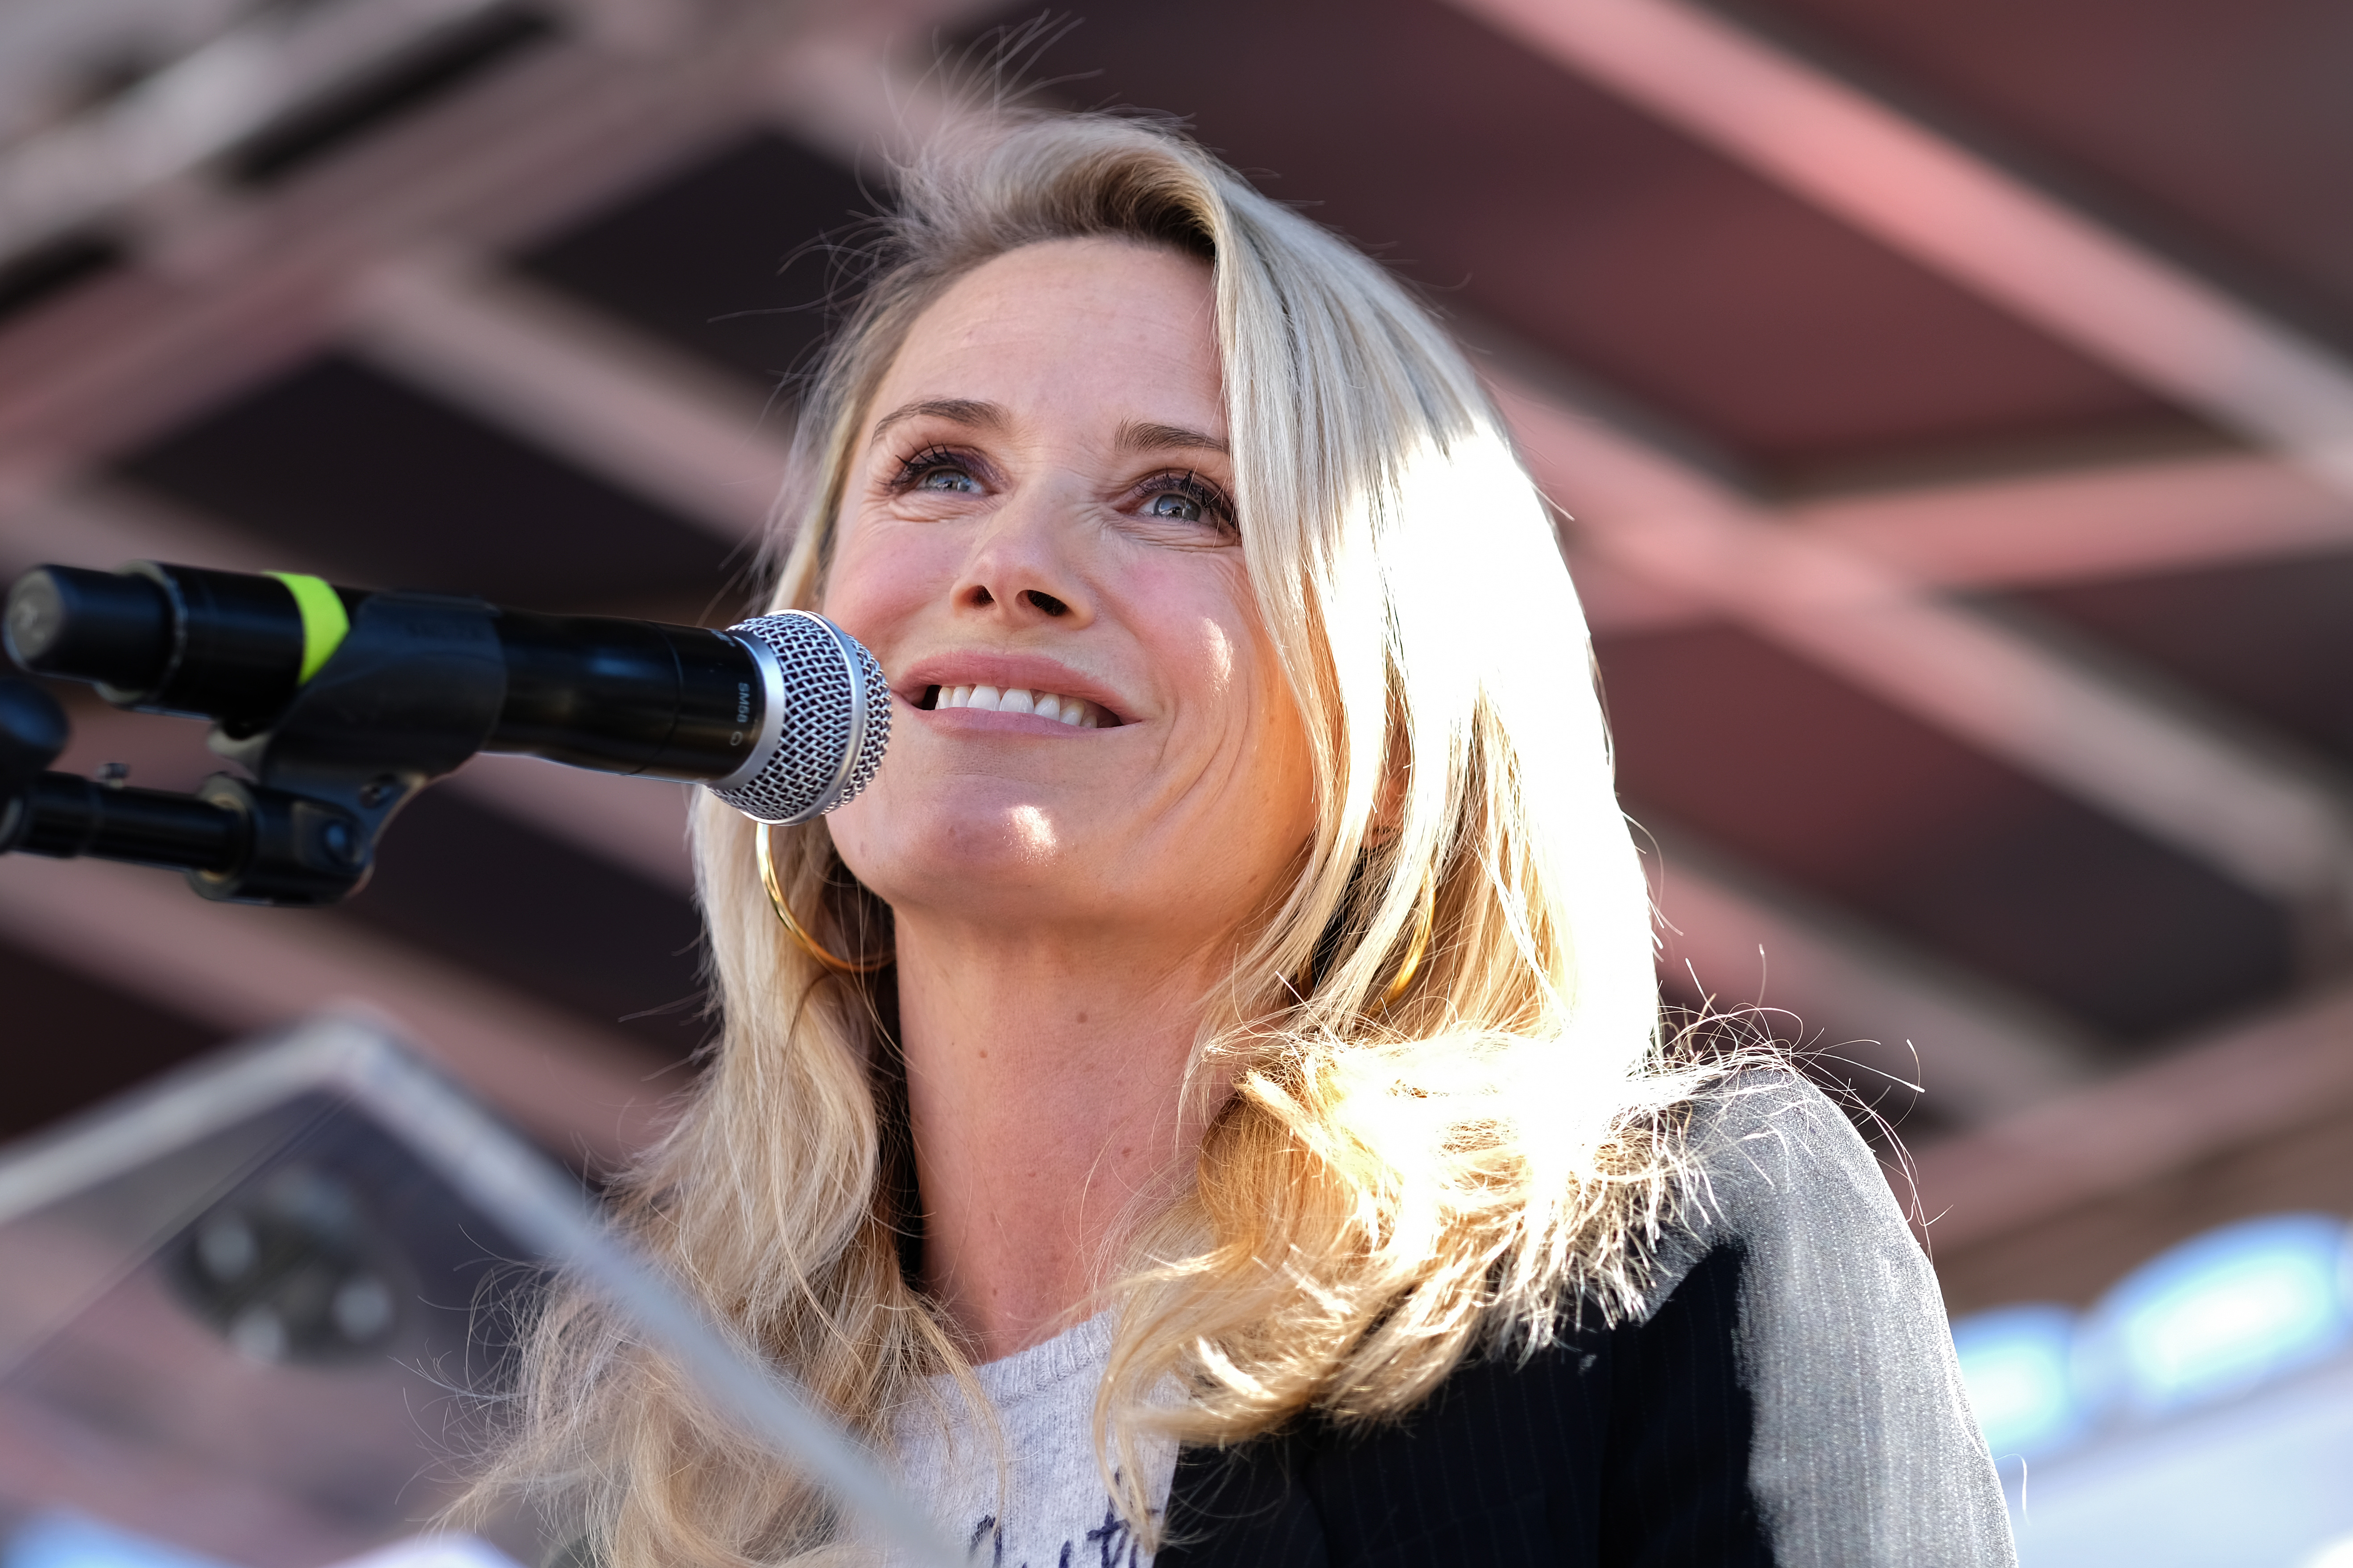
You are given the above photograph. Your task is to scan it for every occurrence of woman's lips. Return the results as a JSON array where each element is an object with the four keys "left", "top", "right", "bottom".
[
  {"left": 915, "top": 702, "right": 1106, "bottom": 737},
  {"left": 895, "top": 656, "right": 1134, "bottom": 727},
  {"left": 926, "top": 683, "right": 1109, "bottom": 727}
]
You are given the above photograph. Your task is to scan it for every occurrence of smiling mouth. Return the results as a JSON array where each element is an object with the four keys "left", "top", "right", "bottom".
[{"left": 919, "top": 684, "right": 1119, "bottom": 728}]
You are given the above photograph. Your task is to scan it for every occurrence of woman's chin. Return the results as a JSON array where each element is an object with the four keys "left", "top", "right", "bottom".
[{"left": 831, "top": 793, "right": 1089, "bottom": 905}]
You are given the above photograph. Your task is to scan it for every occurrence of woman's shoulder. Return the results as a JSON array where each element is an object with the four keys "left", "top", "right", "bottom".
[
  {"left": 1668, "top": 1065, "right": 1912, "bottom": 1256},
  {"left": 1627, "top": 1061, "right": 1943, "bottom": 1353},
  {"left": 1165, "top": 1068, "right": 2013, "bottom": 1566},
  {"left": 1623, "top": 1065, "right": 1940, "bottom": 1362},
  {"left": 1581, "top": 1064, "right": 1931, "bottom": 1382},
  {"left": 1625, "top": 1067, "right": 2016, "bottom": 1566}
]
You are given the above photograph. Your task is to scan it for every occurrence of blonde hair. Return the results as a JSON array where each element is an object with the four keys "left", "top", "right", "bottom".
[{"left": 471, "top": 111, "right": 1713, "bottom": 1562}]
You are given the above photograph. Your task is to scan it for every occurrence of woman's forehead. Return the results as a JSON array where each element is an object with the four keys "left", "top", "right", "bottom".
[
  {"left": 929, "top": 235, "right": 1214, "bottom": 321},
  {"left": 872, "top": 239, "right": 1225, "bottom": 438}
]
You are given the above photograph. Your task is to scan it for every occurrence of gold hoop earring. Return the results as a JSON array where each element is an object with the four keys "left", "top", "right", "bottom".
[
  {"left": 1379, "top": 875, "right": 1438, "bottom": 1009},
  {"left": 757, "top": 821, "right": 892, "bottom": 975},
  {"left": 1294, "top": 875, "right": 1436, "bottom": 1009}
]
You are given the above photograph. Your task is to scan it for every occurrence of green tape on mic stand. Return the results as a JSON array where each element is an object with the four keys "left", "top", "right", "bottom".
[{"left": 268, "top": 572, "right": 350, "bottom": 685}]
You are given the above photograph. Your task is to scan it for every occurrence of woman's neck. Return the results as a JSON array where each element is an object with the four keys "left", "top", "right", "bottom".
[{"left": 891, "top": 913, "right": 1219, "bottom": 1363}]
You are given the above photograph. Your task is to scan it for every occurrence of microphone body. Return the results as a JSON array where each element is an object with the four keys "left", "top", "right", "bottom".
[{"left": 4, "top": 562, "right": 889, "bottom": 826}]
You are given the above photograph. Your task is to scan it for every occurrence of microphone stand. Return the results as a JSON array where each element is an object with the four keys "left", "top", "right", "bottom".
[{"left": 0, "top": 590, "right": 508, "bottom": 906}]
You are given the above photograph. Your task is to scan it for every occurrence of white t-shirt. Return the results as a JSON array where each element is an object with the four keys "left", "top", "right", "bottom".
[{"left": 881, "top": 1312, "right": 1177, "bottom": 1568}]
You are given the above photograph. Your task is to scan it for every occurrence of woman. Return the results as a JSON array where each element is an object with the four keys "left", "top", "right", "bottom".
[{"left": 478, "top": 113, "right": 2014, "bottom": 1566}]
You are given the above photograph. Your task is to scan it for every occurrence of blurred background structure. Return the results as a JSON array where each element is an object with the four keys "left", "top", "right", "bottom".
[{"left": 1, "top": 0, "right": 2351, "bottom": 1562}]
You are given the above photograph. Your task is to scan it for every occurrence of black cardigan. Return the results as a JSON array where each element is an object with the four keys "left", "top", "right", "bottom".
[{"left": 1158, "top": 1076, "right": 2017, "bottom": 1568}]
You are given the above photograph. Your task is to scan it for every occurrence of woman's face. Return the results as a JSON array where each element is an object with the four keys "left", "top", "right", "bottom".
[{"left": 822, "top": 237, "right": 1315, "bottom": 961}]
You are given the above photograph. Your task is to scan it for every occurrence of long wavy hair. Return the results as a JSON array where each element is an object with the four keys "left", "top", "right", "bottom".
[{"left": 468, "top": 110, "right": 1715, "bottom": 1562}]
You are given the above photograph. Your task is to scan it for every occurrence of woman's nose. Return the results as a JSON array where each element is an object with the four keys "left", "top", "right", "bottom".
[{"left": 950, "top": 494, "right": 1092, "bottom": 626}]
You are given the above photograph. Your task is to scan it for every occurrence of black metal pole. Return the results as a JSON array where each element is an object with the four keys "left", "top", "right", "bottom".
[{"left": 5, "top": 772, "right": 248, "bottom": 874}]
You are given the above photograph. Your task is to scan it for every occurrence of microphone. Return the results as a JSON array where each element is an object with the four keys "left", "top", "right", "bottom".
[{"left": 3, "top": 562, "right": 889, "bottom": 826}]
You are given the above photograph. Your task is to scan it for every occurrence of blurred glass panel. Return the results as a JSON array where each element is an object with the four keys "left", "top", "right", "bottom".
[
  {"left": 2076, "top": 1213, "right": 2353, "bottom": 1419},
  {"left": 0, "top": 1015, "right": 948, "bottom": 1568},
  {"left": 1951, "top": 1302, "right": 2085, "bottom": 1461},
  {"left": 2004, "top": 1345, "right": 2353, "bottom": 1568},
  {"left": 0, "top": 1046, "right": 536, "bottom": 1568},
  {"left": 1977, "top": 1213, "right": 2353, "bottom": 1567}
]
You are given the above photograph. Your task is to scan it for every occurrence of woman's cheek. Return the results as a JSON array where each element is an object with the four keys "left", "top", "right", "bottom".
[{"left": 822, "top": 522, "right": 928, "bottom": 651}]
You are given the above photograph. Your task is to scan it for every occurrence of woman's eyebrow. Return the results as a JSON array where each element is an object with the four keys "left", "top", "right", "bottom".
[
  {"left": 869, "top": 398, "right": 1006, "bottom": 443},
  {"left": 1117, "top": 419, "right": 1229, "bottom": 457}
]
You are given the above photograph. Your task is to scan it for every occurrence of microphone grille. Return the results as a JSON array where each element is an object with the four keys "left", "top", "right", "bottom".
[{"left": 709, "top": 612, "right": 891, "bottom": 824}]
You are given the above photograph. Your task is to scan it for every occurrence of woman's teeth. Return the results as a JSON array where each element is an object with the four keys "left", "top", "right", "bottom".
[{"left": 933, "top": 684, "right": 1106, "bottom": 727}]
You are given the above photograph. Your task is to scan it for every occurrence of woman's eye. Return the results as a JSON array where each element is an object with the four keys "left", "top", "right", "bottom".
[
  {"left": 1133, "top": 471, "right": 1234, "bottom": 531},
  {"left": 890, "top": 446, "right": 985, "bottom": 495}
]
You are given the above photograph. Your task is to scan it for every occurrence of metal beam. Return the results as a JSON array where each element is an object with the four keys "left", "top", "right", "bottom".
[
  {"left": 0, "top": 0, "right": 514, "bottom": 266},
  {"left": 1585, "top": 447, "right": 2353, "bottom": 635},
  {"left": 1648, "top": 822, "right": 2095, "bottom": 1123},
  {"left": 0, "top": 3, "right": 794, "bottom": 522},
  {"left": 0, "top": 852, "right": 676, "bottom": 1169},
  {"left": 1450, "top": 0, "right": 2353, "bottom": 499},
  {"left": 458, "top": 751, "right": 695, "bottom": 895},
  {"left": 757, "top": 9, "right": 990, "bottom": 176},
  {"left": 1492, "top": 369, "right": 2353, "bottom": 919},
  {"left": 1912, "top": 978, "right": 2353, "bottom": 1250},
  {"left": 347, "top": 252, "right": 791, "bottom": 545},
  {"left": 0, "top": 479, "right": 285, "bottom": 580},
  {"left": 1791, "top": 449, "right": 2353, "bottom": 590}
]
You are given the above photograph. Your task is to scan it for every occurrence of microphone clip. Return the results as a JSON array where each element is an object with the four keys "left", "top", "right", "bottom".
[
  {"left": 194, "top": 590, "right": 505, "bottom": 904},
  {"left": 2, "top": 591, "right": 507, "bottom": 907}
]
